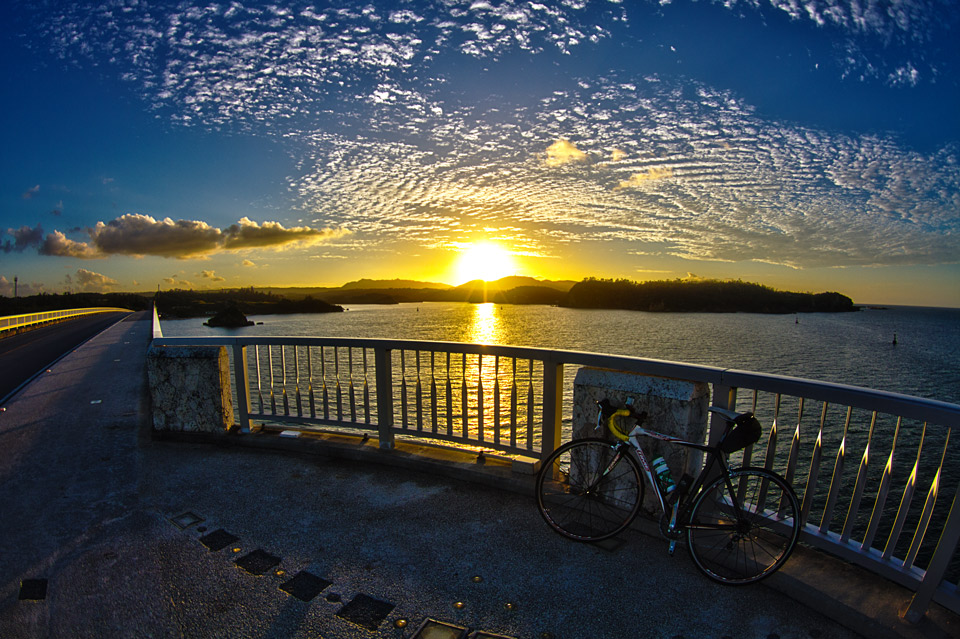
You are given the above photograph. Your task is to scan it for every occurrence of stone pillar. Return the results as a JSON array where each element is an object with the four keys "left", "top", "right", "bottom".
[
  {"left": 573, "top": 368, "right": 709, "bottom": 508},
  {"left": 146, "top": 345, "right": 235, "bottom": 433}
]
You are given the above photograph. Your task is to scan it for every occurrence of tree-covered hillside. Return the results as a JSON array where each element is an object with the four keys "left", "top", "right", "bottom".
[{"left": 561, "top": 278, "right": 855, "bottom": 313}]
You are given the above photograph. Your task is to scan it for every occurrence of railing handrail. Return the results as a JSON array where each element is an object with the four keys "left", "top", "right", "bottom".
[
  {"left": 0, "top": 307, "right": 132, "bottom": 334},
  {"left": 151, "top": 334, "right": 960, "bottom": 428}
]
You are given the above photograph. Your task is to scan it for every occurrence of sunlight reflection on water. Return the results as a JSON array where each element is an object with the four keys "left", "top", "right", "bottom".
[{"left": 469, "top": 303, "right": 502, "bottom": 345}]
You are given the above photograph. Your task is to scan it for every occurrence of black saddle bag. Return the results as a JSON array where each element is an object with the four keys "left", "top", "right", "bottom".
[{"left": 720, "top": 413, "right": 763, "bottom": 453}]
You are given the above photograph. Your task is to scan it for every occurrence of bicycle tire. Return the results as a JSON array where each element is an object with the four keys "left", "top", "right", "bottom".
[
  {"left": 535, "top": 438, "right": 645, "bottom": 542},
  {"left": 686, "top": 467, "right": 800, "bottom": 585}
]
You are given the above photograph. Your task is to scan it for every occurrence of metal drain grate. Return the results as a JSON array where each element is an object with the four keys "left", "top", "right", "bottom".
[
  {"left": 199, "top": 529, "right": 239, "bottom": 552},
  {"left": 410, "top": 618, "right": 468, "bottom": 639},
  {"left": 336, "top": 594, "right": 395, "bottom": 631},
  {"left": 235, "top": 549, "right": 280, "bottom": 575},
  {"left": 280, "top": 571, "right": 331, "bottom": 602}
]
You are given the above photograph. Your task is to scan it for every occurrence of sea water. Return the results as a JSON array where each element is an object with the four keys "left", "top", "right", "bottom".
[{"left": 161, "top": 303, "right": 960, "bottom": 405}]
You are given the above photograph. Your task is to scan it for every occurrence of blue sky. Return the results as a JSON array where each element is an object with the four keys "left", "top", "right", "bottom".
[{"left": 1, "top": 1, "right": 958, "bottom": 306}]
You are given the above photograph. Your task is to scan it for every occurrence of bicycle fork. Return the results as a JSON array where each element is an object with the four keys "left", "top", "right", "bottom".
[{"left": 667, "top": 501, "right": 680, "bottom": 555}]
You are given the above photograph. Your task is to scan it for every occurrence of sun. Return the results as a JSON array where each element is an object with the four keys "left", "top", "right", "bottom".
[{"left": 454, "top": 242, "right": 516, "bottom": 284}]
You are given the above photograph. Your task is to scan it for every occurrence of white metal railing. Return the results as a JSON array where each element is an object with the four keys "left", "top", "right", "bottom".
[
  {"left": 0, "top": 307, "right": 132, "bottom": 334},
  {"left": 150, "top": 325, "right": 960, "bottom": 621},
  {"left": 152, "top": 304, "right": 164, "bottom": 340}
]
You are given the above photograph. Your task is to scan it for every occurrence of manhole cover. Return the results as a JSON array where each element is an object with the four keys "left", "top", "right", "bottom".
[
  {"left": 235, "top": 549, "right": 280, "bottom": 575},
  {"left": 19, "top": 579, "right": 48, "bottom": 601},
  {"left": 336, "top": 594, "right": 395, "bottom": 631},
  {"left": 280, "top": 571, "right": 331, "bottom": 602},
  {"left": 199, "top": 529, "right": 239, "bottom": 552}
]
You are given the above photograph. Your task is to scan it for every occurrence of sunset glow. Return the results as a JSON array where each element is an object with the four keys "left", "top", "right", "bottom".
[
  {"left": 1, "top": 2, "right": 958, "bottom": 306},
  {"left": 454, "top": 243, "right": 517, "bottom": 285}
]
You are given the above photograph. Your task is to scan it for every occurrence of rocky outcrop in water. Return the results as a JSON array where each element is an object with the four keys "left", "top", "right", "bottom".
[{"left": 203, "top": 305, "right": 254, "bottom": 327}]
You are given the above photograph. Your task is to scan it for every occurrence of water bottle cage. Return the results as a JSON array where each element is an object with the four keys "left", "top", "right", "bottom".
[{"left": 652, "top": 456, "right": 676, "bottom": 495}]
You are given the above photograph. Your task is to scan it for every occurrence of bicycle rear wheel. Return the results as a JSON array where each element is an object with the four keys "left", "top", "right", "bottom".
[
  {"left": 686, "top": 468, "right": 800, "bottom": 585},
  {"left": 535, "top": 438, "right": 644, "bottom": 542}
]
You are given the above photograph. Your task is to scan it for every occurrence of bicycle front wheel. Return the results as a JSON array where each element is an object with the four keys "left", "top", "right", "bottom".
[
  {"left": 536, "top": 438, "right": 644, "bottom": 542},
  {"left": 686, "top": 468, "right": 800, "bottom": 585}
]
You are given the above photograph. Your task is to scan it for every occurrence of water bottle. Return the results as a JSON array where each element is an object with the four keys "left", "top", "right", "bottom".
[{"left": 652, "top": 456, "right": 676, "bottom": 494}]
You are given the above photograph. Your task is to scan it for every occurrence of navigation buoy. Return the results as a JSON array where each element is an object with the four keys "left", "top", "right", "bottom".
[{"left": 893, "top": 332, "right": 898, "bottom": 345}]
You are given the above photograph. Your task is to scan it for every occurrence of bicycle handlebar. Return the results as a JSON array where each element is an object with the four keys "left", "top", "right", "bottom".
[
  {"left": 596, "top": 398, "right": 758, "bottom": 448},
  {"left": 596, "top": 399, "right": 646, "bottom": 441}
]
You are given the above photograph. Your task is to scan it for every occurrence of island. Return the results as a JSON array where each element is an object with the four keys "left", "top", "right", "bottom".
[
  {"left": 561, "top": 278, "right": 856, "bottom": 314},
  {"left": 154, "top": 289, "right": 343, "bottom": 320},
  {"left": 203, "top": 304, "right": 255, "bottom": 327}
]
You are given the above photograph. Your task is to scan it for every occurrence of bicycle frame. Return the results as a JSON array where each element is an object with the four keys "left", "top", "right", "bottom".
[{"left": 599, "top": 407, "right": 739, "bottom": 540}]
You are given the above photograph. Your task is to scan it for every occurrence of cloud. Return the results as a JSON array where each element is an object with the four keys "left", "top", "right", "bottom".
[
  {"left": 0, "top": 276, "right": 44, "bottom": 296},
  {"left": 615, "top": 167, "right": 675, "bottom": 189},
  {"left": 26, "top": 214, "right": 348, "bottom": 260},
  {"left": 288, "top": 71, "right": 959, "bottom": 270},
  {"left": 40, "top": 230, "right": 102, "bottom": 259},
  {"left": 34, "top": 2, "right": 623, "bottom": 129},
  {"left": 241, "top": 259, "right": 256, "bottom": 267},
  {"left": 544, "top": 140, "right": 588, "bottom": 167},
  {"left": 73, "top": 268, "right": 119, "bottom": 292},
  {"left": 91, "top": 214, "right": 222, "bottom": 257},
  {"left": 221, "top": 217, "right": 348, "bottom": 250},
  {"left": 163, "top": 276, "right": 194, "bottom": 288},
  {"left": 21, "top": 185, "right": 40, "bottom": 199},
  {"left": 3, "top": 224, "right": 44, "bottom": 253},
  {"left": 609, "top": 149, "right": 627, "bottom": 162},
  {"left": 200, "top": 269, "right": 226, "bottom": 282}
]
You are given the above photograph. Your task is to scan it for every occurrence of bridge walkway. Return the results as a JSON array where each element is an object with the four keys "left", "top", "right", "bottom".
[{"left": 0, "top": 312, "right": 955, "bottom": 638}]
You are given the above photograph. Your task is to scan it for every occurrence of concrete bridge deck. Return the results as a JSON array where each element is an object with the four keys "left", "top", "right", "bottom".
[{"left": 0, "top": 312, "right": 957, "bottom": 638}]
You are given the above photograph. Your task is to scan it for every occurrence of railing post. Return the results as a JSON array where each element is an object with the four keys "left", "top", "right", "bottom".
[
  {"left": 902, "top": 481, "right": 960, "bottom": 623},
  {"left": 708, "top": 384, "right": 737, "bottom": 447},
  {"left": 375, "top": 347, "right": 395, "bottom": 450},
  {"left": 540, "top": 360, "right": 563, "bottom": 459},
  {"left": 232, "top": 343, "right": 252, "bottom": 433}
]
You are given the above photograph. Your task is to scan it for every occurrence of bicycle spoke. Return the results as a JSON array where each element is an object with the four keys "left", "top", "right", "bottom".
[
  {"left": 686, "top": 468, "right": 800, "bottom": 585},
  {"left": 536, "top": 439, "right": 645, "bottom": 542}
]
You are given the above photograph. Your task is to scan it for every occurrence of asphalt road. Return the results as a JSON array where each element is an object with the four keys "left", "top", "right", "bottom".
[{"left": 0, "top": 311, "right": 134, "bottom": 404}]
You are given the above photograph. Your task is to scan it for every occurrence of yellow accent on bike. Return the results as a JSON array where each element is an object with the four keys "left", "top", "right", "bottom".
[{"left": 607, "top": 408, "right": 633, "bottom": 441}]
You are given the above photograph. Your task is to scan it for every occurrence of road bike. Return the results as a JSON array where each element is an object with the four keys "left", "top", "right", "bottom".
[{"left": 535, "top": 398, "right": 800, "bottom": 585}]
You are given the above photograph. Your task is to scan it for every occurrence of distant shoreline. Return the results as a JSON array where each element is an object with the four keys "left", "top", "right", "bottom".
[{"left": 0, "top": 276, "right": 862, "bottom": 318}]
